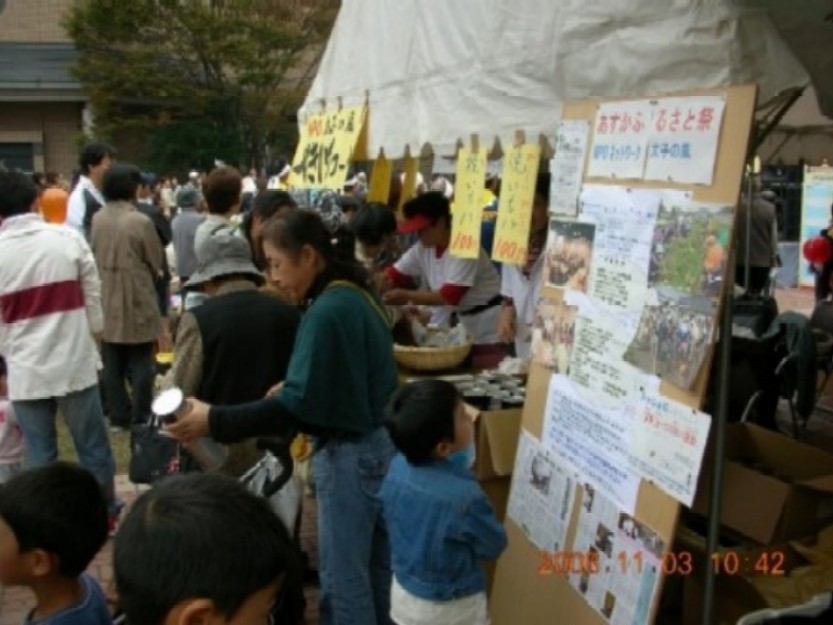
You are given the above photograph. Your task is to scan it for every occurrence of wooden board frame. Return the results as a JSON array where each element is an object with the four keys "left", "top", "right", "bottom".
[{"left": 489, "top": 84, "right": 758, "bottom": 625}]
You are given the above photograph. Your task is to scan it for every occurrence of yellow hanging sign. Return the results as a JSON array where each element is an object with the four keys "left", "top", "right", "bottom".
[
  {"left": 450, "top": 146, "right": 487, "bottom": 259},
  {"left": 398, "top": 156, "right": 420, "bottom": 213},
  {"left": 492, "top": 143, "right": 541, "bottom": 265},
  {"left": 290, "top": 105, "right": 368, "bottom": 190},
  {"left": 367, "top": 152, "right": 392, "bottom": 203}
]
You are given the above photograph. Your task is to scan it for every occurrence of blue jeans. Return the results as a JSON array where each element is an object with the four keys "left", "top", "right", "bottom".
[
  {"left": 12, "top": 384, "right": 119, "bottom": 514},
  {"left": 313, "top": 427, "right": 395, "bottom": 625}
]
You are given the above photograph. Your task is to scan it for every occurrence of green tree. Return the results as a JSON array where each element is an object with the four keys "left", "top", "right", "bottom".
[{"left": 66, "top": 0, "right": 338, "bottom": 173}]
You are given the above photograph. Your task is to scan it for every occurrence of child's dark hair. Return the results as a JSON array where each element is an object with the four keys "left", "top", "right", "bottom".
[
  {"left": 254, "top": 190, "right": 296, "bottom": 220},
  {"left": 114, "top": 473, "right": 297, "bottom": 625},
  {"left": 0, "top": 463, "right": 108, "bottom": 577},
  {"left": 261, "top": 209, "right": 371, "bottom": 293},
  {"left": 351, "top": 202, "right": 397, "bottom": 246},
  {"left": 385, "top": 379, "right": 460, "bottom": 464}
]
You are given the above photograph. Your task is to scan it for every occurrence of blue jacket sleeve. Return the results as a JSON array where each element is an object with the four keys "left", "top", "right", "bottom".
[{"left": 456, "top": 492, "right": 508, "bottom": 562}]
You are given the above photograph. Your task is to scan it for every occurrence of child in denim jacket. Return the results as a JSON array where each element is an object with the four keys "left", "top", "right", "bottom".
[{"left": 380, "top": 379, "right": 507, "bottom": 625}]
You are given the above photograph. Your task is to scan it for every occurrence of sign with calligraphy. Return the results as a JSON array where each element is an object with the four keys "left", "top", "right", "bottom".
[
  {"left": 290, "top": 105, "right": 368, "bottom": 190},
  {"left": 492, "top": 144, "right": 541, "bottom": 265},
  {"left": 644, "top": 96, "right": 726, "bottom": 185},
  {"left": 628, "top": 388, "right": 712, "bottom": 507},
  {"left": 450, "top": 146, "right": 487, "bottom": 259},
  {"left": 367, "top": 152, "right": 392, "bottom": 203},
  {"left": 587, "top": 101, "right": 651, "bottom": 180}
]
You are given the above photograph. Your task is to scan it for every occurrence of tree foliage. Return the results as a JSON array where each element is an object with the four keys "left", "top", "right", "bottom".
[{"left": 66, "top": 0, "right": 339, "bottom": 173}]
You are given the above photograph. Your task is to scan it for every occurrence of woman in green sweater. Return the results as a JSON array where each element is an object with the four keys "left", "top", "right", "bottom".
[{"left": 167, "top": 210, "right": 398, "bottom": 625}]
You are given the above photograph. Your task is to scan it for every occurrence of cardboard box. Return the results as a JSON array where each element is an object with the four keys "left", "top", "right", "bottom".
[
  {"left": 468, "top": 405, "right": 523, "bottom": 481},
  {"left": 677, "top": 522, "right": 808, "bottom": 625},
  {"left": 466, "top": 403, "right": 522, "bottom": 593},
  {"left": 692, "top": 423, "right": 833, "bottom": 544}
]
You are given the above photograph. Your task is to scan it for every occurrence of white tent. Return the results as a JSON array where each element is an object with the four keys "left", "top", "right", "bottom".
[{"left": 300, "top": 0, "right": 833, "bottom": 159}]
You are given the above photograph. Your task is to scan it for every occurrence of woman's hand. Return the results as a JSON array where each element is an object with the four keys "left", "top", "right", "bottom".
[
  {"left": 164, "top": 398, "right": 211, "bottom": 443},
  {"left": 265, "top": 381, "right": 284, "bottom": 398}
]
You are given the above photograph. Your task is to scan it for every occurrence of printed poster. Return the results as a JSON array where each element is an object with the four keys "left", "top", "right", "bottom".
[
  {"left": 291, "top": 105, "right": 367, "bottom": 190},
  {"left": 624, "top": 195, "right": 733, "bottom": 389},
  {"left": 579, "top": 185, "right": 661, "bottom": 310},
  {"left": 507, "top": 429, "right": 577, "bottom": 553},
  {"left": 629, "top": 388, "right": 712, "bottom": 507},
  {"left": 587, "top": 100, "right": 651, "bottom": 180},
  {"left": 493, "top": 144, "right": 542, "bottom": 264},
  {"left": 531, "top": 296, "right": 577, "bottom": 373},
  {"left": 569, "top": 486, "right": 664, "bottom": 625},
  {"left": 450, "top": 146, "right": 488, "bottom": 259},
  {"left": 550, "top": 120, "right": 591, "bottom": 216},
  {"left": 542, "top": 374, "right": 641, "bottom": 514},
  {"left": 799, "top": 166, "right": 833, "bottom": 287},
  {"left": 644, "top": 96, "right": 726, "bottom": 186},
  {"left": 544, "top": 219, "right": 596, "bottom": 292}
]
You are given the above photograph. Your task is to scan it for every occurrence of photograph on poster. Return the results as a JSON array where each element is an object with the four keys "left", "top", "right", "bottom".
[
  {"left": 569, "top": 486, "right": 663, "bottom": 625},
  {"left": 531, "top": 298, "right": 577, "bottom": 372},
  {"left": 507, "top": 430, "right": 576, "bottom": 554},
  {"left": 648, "top": 199, "right": 734, "bottom": 300},
  {"left": 545, "top": 219, "right": 596, "bottom": 291},
  {"left": 623, "top": 290, "right": 715, "bottom": 390}
]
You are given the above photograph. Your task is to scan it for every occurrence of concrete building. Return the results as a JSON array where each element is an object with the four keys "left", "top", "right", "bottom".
[{"left": 0, "top": 0, "right": 85, "bottom": 175}]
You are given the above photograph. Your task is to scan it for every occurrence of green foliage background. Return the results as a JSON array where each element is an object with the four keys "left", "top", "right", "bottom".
[{"left": 65, "top": 0, "right": 339, "bottom": 174}]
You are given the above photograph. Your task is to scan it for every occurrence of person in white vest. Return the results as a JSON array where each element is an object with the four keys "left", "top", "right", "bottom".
[
  {"left": 383, "top": 192, "right": 506, "bottom": 369},
  {"left": 497, "top": 173, "right": 550, "bottom": 361}
]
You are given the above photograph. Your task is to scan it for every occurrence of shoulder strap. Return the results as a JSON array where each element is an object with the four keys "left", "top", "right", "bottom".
[{"left": 325, "top": 280, "right": 392, "bottom": 328}]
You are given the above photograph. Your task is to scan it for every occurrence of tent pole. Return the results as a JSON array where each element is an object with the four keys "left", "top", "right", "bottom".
[{"left": 702, "top": 248, "right": 734, "bottom": 625}]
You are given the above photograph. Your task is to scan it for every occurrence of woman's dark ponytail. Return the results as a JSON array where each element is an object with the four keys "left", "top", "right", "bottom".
[{"left": 261, "top": 209, "right": 372, "bottom": 292}]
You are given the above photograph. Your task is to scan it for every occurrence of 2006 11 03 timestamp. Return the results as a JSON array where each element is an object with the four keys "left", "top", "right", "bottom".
[{"left": 540, "top": 550, "right": 787, "bottom": 577}]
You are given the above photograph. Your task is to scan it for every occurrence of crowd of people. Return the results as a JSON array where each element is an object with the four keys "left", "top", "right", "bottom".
[{"left": 0, "top": 145, "right": 556, "bottom": 625}]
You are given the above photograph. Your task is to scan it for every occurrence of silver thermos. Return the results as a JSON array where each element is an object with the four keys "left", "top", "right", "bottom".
[{"left": 152, "top": 388, "right": 229, "bottom": 472}]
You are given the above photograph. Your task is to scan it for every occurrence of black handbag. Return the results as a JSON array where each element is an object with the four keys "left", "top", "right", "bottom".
[{"left": 128, "top": 418, "right": 180, "bottom": 485}]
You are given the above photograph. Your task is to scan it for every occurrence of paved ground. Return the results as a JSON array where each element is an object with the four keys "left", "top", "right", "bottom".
[{"left": 0, "top": 287, "right": 824, "bottom": 624}]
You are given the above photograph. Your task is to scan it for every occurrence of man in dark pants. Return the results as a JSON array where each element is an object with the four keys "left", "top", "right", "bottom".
[
  {"left": 735, "top": 190, "right": 778, "bottom": 294},
  {"left": 91, "top": 164, "right": 165, "bottom": 431},
  {"left": 136, "top": 173, "right": 173, "bottom": 346}
]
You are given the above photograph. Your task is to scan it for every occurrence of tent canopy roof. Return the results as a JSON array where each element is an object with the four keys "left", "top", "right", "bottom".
[{"left": 301, "top": 0, "right": 833, "bottom": 159}]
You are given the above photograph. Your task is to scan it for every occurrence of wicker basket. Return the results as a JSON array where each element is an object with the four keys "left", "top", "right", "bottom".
[{"left": 394, "top": 339, "right": 473, "bottom": 372}]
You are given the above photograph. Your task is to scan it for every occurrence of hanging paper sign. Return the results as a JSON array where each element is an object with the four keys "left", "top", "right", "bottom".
[
  {"left": 398, "top": 156, "right": 420, "bottom": 212},
  {"left": 492, "top": 143, "right": 541, "bottom": 265},
  {"left": 587, "top": 100, "right": 651, "bottom": 180},
  {"left": 550, "top": 120, "right": 590, "bottom": 216},
  {"left": 367, "top": 152, "right": 392, "bottom": 203},
  {"left": 290, "top": 105, "right": 367, "bottom": 190},
  {"left": 643, "top": 96, "right": 726, "bottom": 185},
  {"left": 450, "top": 146, "right": 488, "bottom": 259}
]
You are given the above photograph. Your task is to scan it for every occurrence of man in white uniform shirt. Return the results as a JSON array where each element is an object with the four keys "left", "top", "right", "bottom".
[
  {"left": 384, "top": 192, "right": 506, "bottom": 368},
  {"left": 65, "top": 143, "right": 114, "bottom": 238}
]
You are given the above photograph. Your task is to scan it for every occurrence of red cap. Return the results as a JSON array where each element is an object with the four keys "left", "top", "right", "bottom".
[{"left": 397, "top": 214, "right": 432, "bottom": 234}]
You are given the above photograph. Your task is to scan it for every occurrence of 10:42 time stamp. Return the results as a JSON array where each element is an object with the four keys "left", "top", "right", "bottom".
[{"left": 538, "top": 550, "right": 786, "bottom": 576}]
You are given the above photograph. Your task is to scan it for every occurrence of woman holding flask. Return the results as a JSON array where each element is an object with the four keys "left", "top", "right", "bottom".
[{"left": 165, "top": 210, "right": 398, "bottom": 625}]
